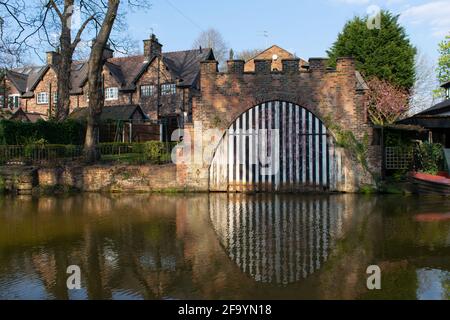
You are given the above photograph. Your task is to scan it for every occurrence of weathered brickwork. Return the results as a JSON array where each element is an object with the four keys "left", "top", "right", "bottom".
[
  {"left": 37, "top": 164, "right": 182, "bottom": 192},
  {"left": 0, "top": 164, "right": 185, "bottom": 194},
  {"left": 176, "top": 57, "right": 380, "bottom": 192}
]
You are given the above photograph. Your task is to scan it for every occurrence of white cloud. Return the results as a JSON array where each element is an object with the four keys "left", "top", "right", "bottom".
[{"left": 400, "top": 1, "right": 450, "bottom": 38}]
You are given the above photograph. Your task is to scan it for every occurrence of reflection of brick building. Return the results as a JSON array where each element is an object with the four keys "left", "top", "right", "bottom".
[{"left": 1, "top": 34, "right": 215, "bottom": 129}]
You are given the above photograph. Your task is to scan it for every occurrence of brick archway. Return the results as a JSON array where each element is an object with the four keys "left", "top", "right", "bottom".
[
  {"left": 180, "top": 57, "right": 379, "bottom": 193},
  {"left": 209, "top": 100, "right": 345, "bottom": 192}
]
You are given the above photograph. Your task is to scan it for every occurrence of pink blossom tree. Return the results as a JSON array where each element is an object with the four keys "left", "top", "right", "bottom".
[{"left": 365, "top": 77, "right": 410, "bottom": 126}]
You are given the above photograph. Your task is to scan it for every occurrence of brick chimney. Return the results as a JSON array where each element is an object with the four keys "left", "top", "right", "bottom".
[
  {"left": 143, "top": 34, "right": 162, "bottom": 59},
  {"left": 102, "top": 44, "right": 114, "bottom": 60},
  {"left": 46, "top": 51, "right": 60, "bottom": 65}
]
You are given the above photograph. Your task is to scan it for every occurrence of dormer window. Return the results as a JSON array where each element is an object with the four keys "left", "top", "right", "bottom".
[
  {"left": 105, "top": 87, "right": 119, "bottom": 101},
  {"left": 37, "top": 92, "right": 49, "bottom": 104},
  {"left": 161, "top": 83, "right": 176, "bottom": 96}
]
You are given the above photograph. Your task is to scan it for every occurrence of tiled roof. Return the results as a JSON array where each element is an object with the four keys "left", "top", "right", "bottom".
[
  {"left": 69, "top": 104, "right": 147, "bottom": 121},
  {"left": 8, "top": 48, "right": 214, "bottom": 97},
  {"left": 7, "top": 66, "right": 48, "bottom": 94},
  {"left": 416, "top": 99, "right": 450, "bottom": 116}
]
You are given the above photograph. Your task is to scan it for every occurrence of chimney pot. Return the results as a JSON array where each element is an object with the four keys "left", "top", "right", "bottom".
[{"left": 144, "top": 34, "right": 163, "bottom": 59}]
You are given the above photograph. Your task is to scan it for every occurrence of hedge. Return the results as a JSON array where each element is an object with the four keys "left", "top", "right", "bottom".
[{"left": 0, "top": 119, "right": 85, "bottom": 145}]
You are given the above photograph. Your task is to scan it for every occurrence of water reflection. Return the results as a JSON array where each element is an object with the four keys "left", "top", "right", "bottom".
[
  {"left": 210, "top": 194, "right": 351, "bottom": 285},
  {"left": 0, "top": 193, "right": 449, "bottom": 300}
]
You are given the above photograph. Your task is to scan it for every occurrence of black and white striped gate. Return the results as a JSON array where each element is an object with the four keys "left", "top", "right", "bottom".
[{"left": 209, "top": 101, "right": 345, "bottom": 192}]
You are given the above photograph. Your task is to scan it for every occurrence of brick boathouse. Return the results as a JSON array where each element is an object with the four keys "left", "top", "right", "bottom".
[{"left": 1, "top": 35, "right": 381, "bottom": 192}]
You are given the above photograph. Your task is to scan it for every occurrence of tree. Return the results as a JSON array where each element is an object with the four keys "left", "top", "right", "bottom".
[
  {"left": 365, "top": 77, "right": 409, "bottom": 126},
  {"left": 236, "top": 48, "right": 263, "bottom": 62},
  {"left": 84, "top": 0, "right": 119, "bottom": 163},
  {"left": 410, "top": 51, "right": 439, "bottom": 115},
  {"left": 0, "top": 0, "right": 148, "bottom": 121},
  {"left": 436, "top": 33, "right": 450, "bottom": 97},
  {"left": 0, "top": 2, "right": 29, "bottom": 67},
  {"left": 327, "top": 10, "right": 416, "bottom": 89},
  {"left": 193, "top": 28, "right": 228, "bottom": 68}
]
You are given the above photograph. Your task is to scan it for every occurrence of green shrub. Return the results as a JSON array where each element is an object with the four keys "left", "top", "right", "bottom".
[
  {"left": 97, "top": 141, "right": 175, "bottom": 164},
  {"left": 415, "top": 142, "right": 443, "bottom": 175},
  {"left": 143, "top": 141, "right": 167, "bottom": 164},
  {"left": 0, "top": 119, "right": 85, "bottom": 145}
]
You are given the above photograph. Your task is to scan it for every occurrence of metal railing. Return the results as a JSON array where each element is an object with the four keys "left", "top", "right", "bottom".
[
  {"left": 0, "top": 145, "right": 83, "bottom": 165},
  {"left": 0, "top": 142, "right": 176, "bottom": 165}
]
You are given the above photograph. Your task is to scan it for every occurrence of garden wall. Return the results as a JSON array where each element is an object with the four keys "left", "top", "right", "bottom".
[{"left": 0, "top": 164, "right": 185, "bottom": 194}]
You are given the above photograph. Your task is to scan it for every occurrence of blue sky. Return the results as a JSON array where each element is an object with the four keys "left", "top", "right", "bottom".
[{"left": 125, "top": 0, "right": 450, "bottom": 65}]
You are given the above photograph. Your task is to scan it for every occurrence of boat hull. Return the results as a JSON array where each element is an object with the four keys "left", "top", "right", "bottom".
[{"left": 411, "top": 173, "right": 450, "bottom": 196}]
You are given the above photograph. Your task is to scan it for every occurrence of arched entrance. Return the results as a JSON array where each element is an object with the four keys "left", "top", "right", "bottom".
[{"left": 209, "top": 101, "right": 344, "bottom": 192}]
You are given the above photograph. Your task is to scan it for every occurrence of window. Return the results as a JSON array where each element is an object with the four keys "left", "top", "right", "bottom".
[
  {"left": 0, "top": 95, "right": 4, "bottom": 108},
  {"left": 37, "top": 92, "right": 49, "bottom": 104},
  {"left": 53, "top": 92, "right": 58, "bottom": 105},
  {"left": 140, "top": 85, "right": 156, "bottom": 97},
  {"left": 105, "top": 87, "right": 119, "bottom": 100},
  {"left": 8, "top": 95, "right": 20, "bottom": 109},
  {"left": 161, "top": 83, "right": 176, "bottom": 96},
  {"left": 446, "top": 87, "right": 449, "bottom": 100}
]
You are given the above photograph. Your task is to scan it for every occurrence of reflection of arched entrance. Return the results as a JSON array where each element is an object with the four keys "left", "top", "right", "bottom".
[
  {"left": 209, "top": 194, "right": 349, "bottom": 285},
  {"left": 209, "top": 101, "right": 345, "bottom": 192}
]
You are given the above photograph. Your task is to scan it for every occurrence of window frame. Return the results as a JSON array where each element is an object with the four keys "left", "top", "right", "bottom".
[
  {"left": 105, "top": 87, "right": 119, "bottom": 101},
  {"left": 140, "top": 84, "right": 156, "bottom": 97},
  {"left": 36, "top": 92, "right": 49, "bottom": 105},
  {"left": 161, "top": 83, "right": 176, "bottom": 96},
  {"left": 8, "top": 94, "right": 20, "bottom": 109}
]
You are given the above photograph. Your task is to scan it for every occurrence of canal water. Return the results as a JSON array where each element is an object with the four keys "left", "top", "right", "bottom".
[{"left": 0, "top": 193, "right": 449, "bottom": 300}]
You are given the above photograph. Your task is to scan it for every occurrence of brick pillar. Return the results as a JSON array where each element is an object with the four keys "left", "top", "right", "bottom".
[
  {"left": 227, "top": 60, "right": 245, "bottom": 74},
  {"left": 254, "top": 59, "right": 271, "bottom": 74},
  {"left": 200, "top": 60, "right": 219, "bottom": 74},
  {"left": 336, "top": 57, "right": 356, "bottom": 74},
  {"left": 308, "top": 58, "right": 328, "bottom": 73},
  {"left": 282, "top": 59, "right": 300, "bottom": 74}
]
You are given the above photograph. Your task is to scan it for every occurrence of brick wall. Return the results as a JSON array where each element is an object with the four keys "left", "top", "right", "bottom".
[
  {"left": 25, "top": 68, "right": 58, "bottom": 115},
  {"left": 176, "top": 57, "right": 380, "bottom": 192},
  {"left": 37, "top": 164, "right": 182, "bottom": 192}
]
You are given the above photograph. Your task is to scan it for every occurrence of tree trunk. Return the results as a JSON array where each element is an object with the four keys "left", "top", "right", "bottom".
[
  {"left": 55, "top": 0, "right": 75, "bottom": 122},
  {"left": 83, "top": 0, "right": 119, "bottom": 163}
]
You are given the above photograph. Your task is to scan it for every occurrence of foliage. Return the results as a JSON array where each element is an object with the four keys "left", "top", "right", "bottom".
[
  {"left": 0, "top": 119, "right": 85, "bottom": 145},
  {"left": 415, "top": 142, "right": 443, "bottom": 175},
  {"left": 98, "top": 141, "right": 175, "bottom": 165},
  {"left": 365, "top": 77, "right": 409, "bottom": 125},
  {"left": 327, "top": 10, "right": 416, "bottom": 89},
  {"left": 435, "top": 33, "right": 450, "bottom": 97},
  {"left": 384, "top": 130, "right": 413, "bottom": 148},
  {"left": 327, "top": 120, "right": 370, "bottom": 172}
]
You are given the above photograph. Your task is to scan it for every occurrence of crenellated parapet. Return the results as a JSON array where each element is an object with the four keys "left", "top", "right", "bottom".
[{"left": 201, "top": 56, "right": 356, "bottom": 77}]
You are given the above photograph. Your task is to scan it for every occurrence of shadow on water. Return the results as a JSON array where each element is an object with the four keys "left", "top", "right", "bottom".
[{"left": 0, "top": 193, "right": 448, "bottom": 300}]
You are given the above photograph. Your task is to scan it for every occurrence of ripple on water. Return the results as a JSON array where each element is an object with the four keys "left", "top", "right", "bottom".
[{"left": 0, "top": 272, "right": 50, "bottom": 300}]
